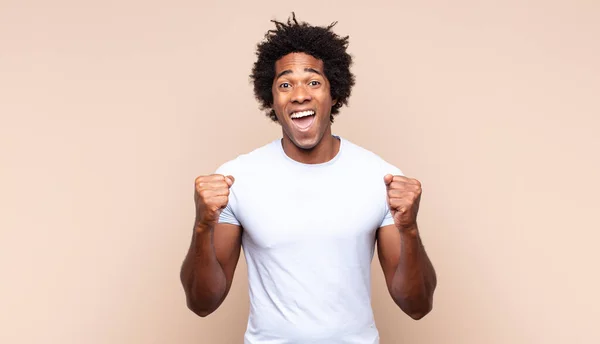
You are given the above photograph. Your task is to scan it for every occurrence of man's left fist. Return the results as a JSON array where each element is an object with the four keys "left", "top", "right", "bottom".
[{"left": 384, "top": 174, "right": 422, "bottom": 231}]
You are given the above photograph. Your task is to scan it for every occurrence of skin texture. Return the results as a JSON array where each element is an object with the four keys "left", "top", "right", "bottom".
[
  {"left": 272, "top": 53, "right": 339, "bottom": 164},
  {"left": 180, "top": 174, "right": 242, "bottom": 317},
  {"left": 180, "top": 52, "right": 436, "bottom": 320},
  {"left": 377, "top": 175, "right": 437, "bottom": 319}
]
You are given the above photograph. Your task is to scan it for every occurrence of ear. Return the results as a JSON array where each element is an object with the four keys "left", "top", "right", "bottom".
[{"left": 332, "top": 99, "right": 338, "bottom": 105}]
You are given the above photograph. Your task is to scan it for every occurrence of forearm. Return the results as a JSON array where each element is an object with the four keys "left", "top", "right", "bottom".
[
  {"left": 391, "top": 225, "right": 437, "bottom": 318},
  {"left": 180, "top": 226, "right": 227, "bottom": 316}
]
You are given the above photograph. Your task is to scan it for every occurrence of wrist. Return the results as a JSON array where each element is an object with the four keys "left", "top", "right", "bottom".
[
  {"left": 194, "top": 221, "right": 213, "bottom": 234},
  {"left": 398, "top": 223, "right": 419, "bottom": 237}
]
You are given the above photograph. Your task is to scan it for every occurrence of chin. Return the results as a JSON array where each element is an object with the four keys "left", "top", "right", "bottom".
[{"left": 292, "top": 134, "right": 320, "bottom": 150}]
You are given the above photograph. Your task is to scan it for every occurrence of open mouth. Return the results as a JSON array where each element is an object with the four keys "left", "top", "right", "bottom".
[{"left": 290, "top": 110, "right": 316, "bottom": 130}]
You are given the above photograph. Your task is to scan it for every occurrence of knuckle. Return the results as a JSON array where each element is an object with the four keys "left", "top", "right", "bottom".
[
  {"left": 198, "top": 189, "right": 210, "bottom": 199},
  {"left": 196, "top": 175, "right": 209, "bottom": 182},
  {"left": 207, "top": 200, "right": 220, "bottom": 210}
]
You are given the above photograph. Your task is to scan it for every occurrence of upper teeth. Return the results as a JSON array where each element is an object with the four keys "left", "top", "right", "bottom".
[{"left": 291, "top": 110, "right": 315, "bottom": 119}]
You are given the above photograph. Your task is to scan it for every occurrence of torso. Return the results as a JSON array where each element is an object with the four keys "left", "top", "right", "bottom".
[{"left": 216, "top": 136, "right": 402, "bottom": 343}]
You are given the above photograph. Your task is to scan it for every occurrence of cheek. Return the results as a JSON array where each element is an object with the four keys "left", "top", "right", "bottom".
[
  {"left": 271, "top": 96, "right": 288, "bottom": 119},
  {"left": 317, "top": 87, "right": 333, "bottom": 104},
  {"left": 318, "top": 95, "right": 334, "bottom": 112},
  {"left": 272, "top": 92, "right": 287, "bottom": 107}
]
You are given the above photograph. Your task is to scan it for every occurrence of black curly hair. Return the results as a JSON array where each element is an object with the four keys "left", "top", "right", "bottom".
[{"left": 250, "top": 13, "right": 355, "bottom": 123}]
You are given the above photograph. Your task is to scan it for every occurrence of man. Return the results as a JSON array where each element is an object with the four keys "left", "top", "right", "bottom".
[{"left": 180, "top": 13, "right": 437, "bottom": 343}]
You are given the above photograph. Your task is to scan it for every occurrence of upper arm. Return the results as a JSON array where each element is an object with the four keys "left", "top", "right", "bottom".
[
  {"left": 213, "top": 223, "right": 243, "bottom": 298},
  {"left": 376, "top": 224, "right": 401, "bottom": 292}
]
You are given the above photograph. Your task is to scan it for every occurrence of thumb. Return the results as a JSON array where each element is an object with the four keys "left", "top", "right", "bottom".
[
  {"left": 383, "top": 174, "right": 394, "bottom": 187},
  {"left": 225, "top": 175, "right": 235, "bottom": 187}
]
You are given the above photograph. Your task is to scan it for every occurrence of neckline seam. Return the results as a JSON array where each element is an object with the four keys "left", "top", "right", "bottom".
[{"left": 277, "top": 135, "right": 344, "bottom": 168}]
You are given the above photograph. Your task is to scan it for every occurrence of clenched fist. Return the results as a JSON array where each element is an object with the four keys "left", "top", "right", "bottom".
[
  {"left": 384, "top": 174, "right": 422, "bottom": 232},
  {"left": 194, "top": 174, "right": 235, "bottom": 231}
]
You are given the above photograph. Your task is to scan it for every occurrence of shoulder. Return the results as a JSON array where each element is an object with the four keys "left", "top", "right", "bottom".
[
  {"left": 214, "top": 138, "right": 280, "bottom": 176},
  {"left": 341, "top": 137, "right": 404, "bottom": 176}
]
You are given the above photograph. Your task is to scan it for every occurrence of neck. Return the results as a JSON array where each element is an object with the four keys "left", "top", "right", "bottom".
[{"left": 281, "top": 128, "right": 340, "bottom": 165}]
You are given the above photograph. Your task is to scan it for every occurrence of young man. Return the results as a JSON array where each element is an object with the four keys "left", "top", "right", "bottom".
[{"left": 180, "top": 13, "right": 437, "bottom": 344}]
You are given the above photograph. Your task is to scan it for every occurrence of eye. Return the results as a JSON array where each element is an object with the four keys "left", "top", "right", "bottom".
[
  {"left": 309, "top": 80, "right": 321, "bottom": 86},
  {"left": 279, "top": 82, "right": 291, "bottom": 88}
]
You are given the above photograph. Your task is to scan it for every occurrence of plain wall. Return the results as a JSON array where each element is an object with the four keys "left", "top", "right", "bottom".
[{"left": 1, "top": 1, "right": 599, "bottom": 343}]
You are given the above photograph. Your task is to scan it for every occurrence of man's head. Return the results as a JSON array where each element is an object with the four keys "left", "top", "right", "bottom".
[{"left": 250, "top": 13, "right": 355, "bottom": 149}]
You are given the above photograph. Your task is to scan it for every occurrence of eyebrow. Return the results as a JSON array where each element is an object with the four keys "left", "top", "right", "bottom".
[{"left": 275, "top": 68, "right": 323, "bottom": 80}]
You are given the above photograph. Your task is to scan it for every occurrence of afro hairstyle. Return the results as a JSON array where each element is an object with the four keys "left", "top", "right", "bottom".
[{"left": 250, "top": 12, "right": 355, "bottom": 123}]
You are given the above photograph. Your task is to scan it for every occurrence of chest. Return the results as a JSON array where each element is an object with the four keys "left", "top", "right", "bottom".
[{"left": 232, "top": 172, "right": 386, "bottom": 249}]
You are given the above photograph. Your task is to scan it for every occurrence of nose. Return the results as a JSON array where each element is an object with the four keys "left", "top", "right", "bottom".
[{"left": 291, "top": 85, "right": 312, "bottom": 103}]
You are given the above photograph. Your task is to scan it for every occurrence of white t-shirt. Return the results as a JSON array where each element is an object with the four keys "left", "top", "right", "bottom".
[{"left": 216, "top": 135, "right": 403, "bottom": 344}]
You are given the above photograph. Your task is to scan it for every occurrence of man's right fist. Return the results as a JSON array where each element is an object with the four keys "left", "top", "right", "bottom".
[{"left": 194, "top": 174, "right": 235, "bottom": 231}]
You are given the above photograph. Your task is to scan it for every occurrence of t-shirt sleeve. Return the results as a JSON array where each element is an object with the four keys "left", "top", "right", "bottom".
[
  {"left": 214, "top": 160, "right": 241, "bottom": 227},
  {"left": 380, "top": 161, "right": 405, "bottom": 228}
]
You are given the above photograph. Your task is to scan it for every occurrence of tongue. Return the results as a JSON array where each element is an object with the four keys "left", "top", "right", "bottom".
[{"left": 292, "top": 115, "right": 315, "bottom": 129}]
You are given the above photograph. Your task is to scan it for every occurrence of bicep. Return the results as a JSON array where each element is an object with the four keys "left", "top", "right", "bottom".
[
  {"left": 213, "top": 223, "right": 243, "bottom": 292},
  {"left": 376, "top": 224, "right": 401, "bottom": 291}
]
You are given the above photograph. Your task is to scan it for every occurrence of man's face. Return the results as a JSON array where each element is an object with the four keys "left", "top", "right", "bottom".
[{"left": 272, "top": 52, "right": 336, "bottom": 150}]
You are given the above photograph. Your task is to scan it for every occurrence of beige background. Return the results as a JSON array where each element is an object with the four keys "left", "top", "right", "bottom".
[{"left": 1, "top": 1, "right": 599, "bottom": 343}]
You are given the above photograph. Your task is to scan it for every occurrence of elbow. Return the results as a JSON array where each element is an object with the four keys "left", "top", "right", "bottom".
[
  {"left": 180, "top": 275, "right": 220, "bottom": 318},
  {"left": 394, "top": 294, "right": 434, "bottom": 320},
  {"left": 190, "top": 307, "right": 213, "bottom": 318},
  {"left": 181, "top": 282, "right": 217, "bottom": 318},
  {"left": 185, "top": 296, "right": 215, "bottom": 318},
  {"left": 406, "top": 302, "right": 432, "bottom": 320},
  {"left": 392, "top": 277, "right": 437, "bottom": 320}
]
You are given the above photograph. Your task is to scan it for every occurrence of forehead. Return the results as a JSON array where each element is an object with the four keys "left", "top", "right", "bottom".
[{"left": 274, "top": 52, "right": 324, "bottom": 73}]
